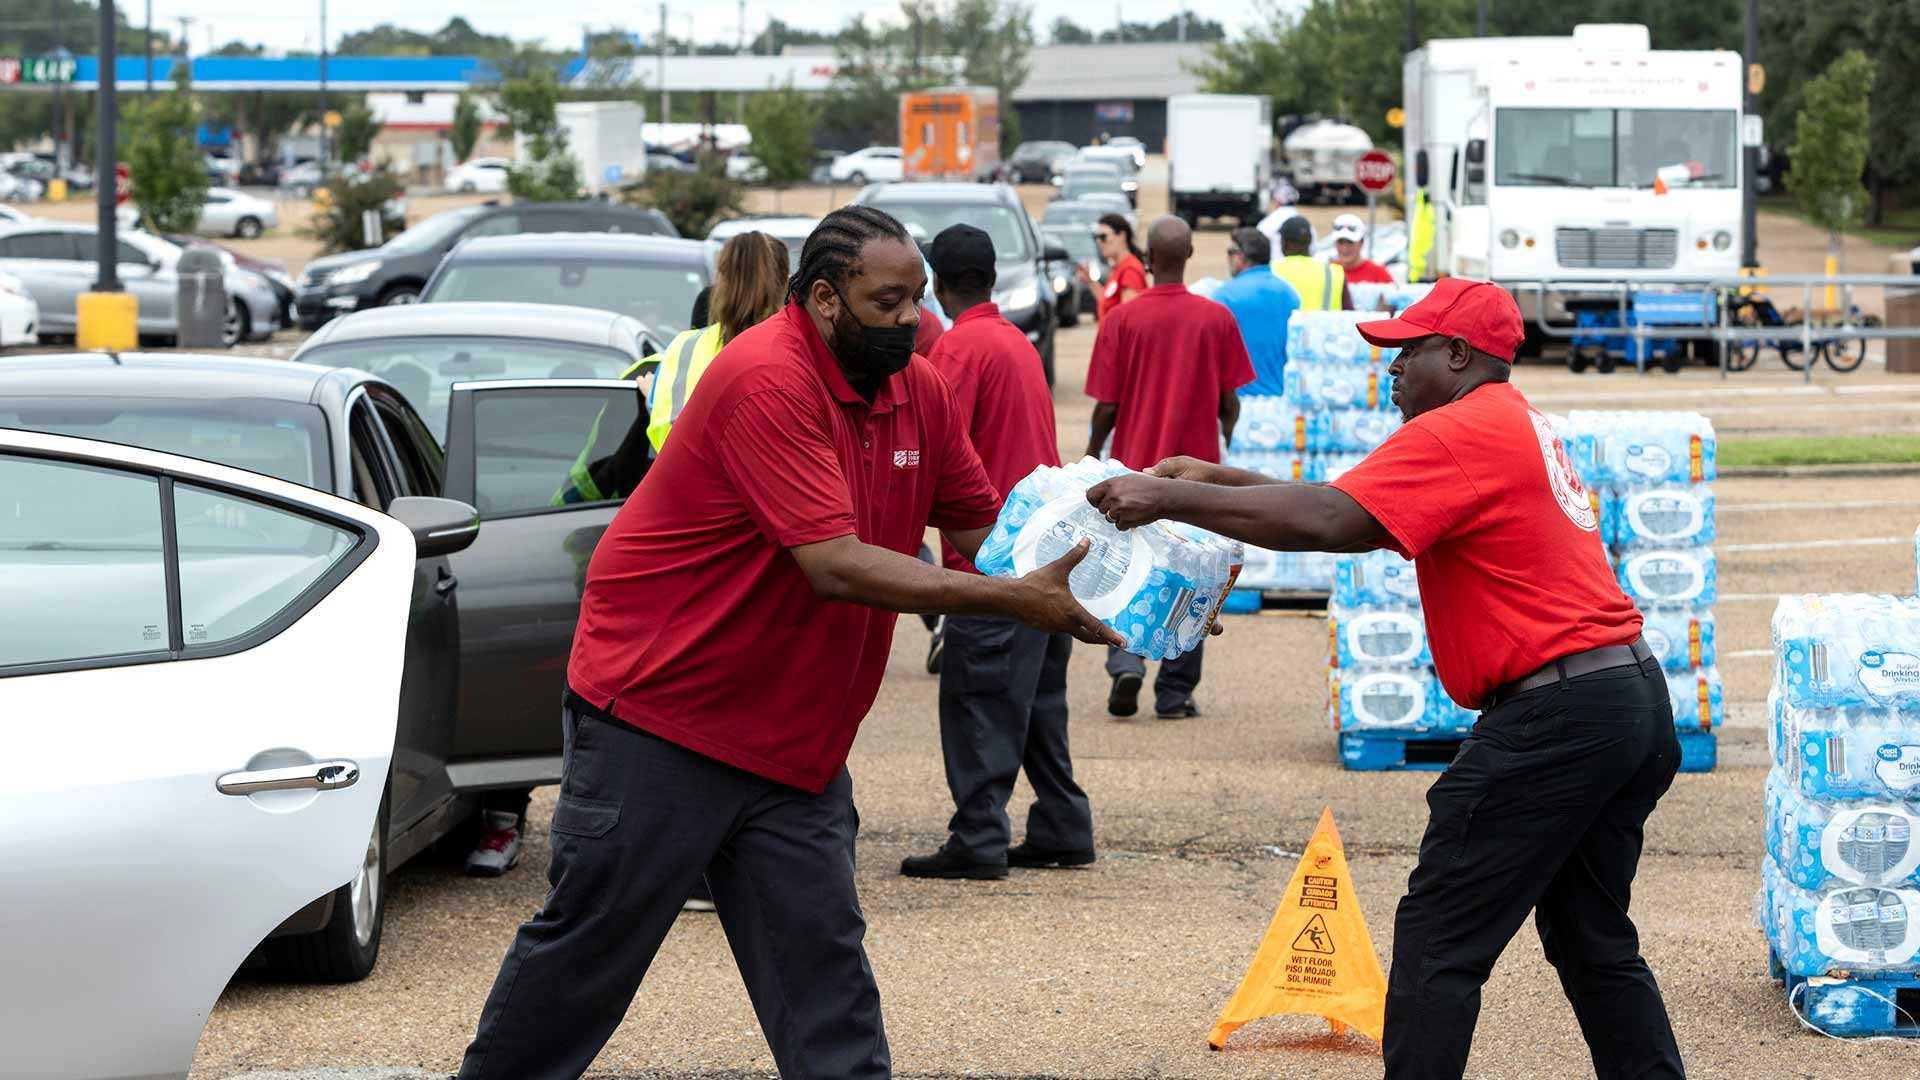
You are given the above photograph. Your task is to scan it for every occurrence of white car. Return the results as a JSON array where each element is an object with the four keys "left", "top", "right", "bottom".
[
  {"left": 0, "top": 204, "right": 33, "bottom": 227},
  {"left": 0, "top": 426, "right": 452, "bottom": 1080},
  {"left": 725, "top": 153, "right": 767, "bottom": 183},
  {"left": 707, "top": 214, "right": 816, "bottom": 268},
  {"left": 828, "top": 146, "right": 904, "bottom": 185},
  {"left": 1106, "top": 136, "right": 1147, "bottom": 170},
  {"left": 446, "top": 156, "right": 511, "bottom": 194},
  {"left": 0, "top": 269, "right": 39, "bottom": 347},
  {"left": 196, "top": 187, "right": 279, "bottom": 239}
]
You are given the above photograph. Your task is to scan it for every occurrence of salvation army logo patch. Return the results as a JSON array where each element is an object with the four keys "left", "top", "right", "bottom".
[{"left": 1527, "top": 409, "right": 1597, "bottom": 531}]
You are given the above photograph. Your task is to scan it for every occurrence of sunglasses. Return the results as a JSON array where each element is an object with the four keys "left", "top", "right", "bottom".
[
  {"left": 1227, "top": 246, "right": 1243, "bottom": 256},
  {"left": 1093, "top": 231, "right": 1114, "bottom": 241}
]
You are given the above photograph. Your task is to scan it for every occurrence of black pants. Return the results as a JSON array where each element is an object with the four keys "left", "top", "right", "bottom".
[
  {"left": 1383, "top": 656, "right": 1684, "bottom": 1080},
  {"left": 458, "top": 699, "right": 889, "bottom": 1080},
  {"left": 1106, "top": 641, "right": 1204, "bottom": 712},
  {"left": 939, "top": 616, "right": 1092, "bottom": 861}
]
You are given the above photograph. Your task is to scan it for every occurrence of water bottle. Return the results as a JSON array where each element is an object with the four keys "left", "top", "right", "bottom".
[
  {"left": 1617, "top": 547, "right": 1718, "bottom": 609},
  {"left": 1612, "top": 484, "right": 1716, "bottom": 549}
]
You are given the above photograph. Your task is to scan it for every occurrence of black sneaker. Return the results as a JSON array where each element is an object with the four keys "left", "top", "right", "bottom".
[
  {"left": 900, "top": 846, "right": 1008, "bottom": 880},
  {"left": 1008, "top": 841, "right": 1097, "bottom": 869},
  {"left": 1155, "top": 698, "right": 1201, "bottom": 720},
  {"left": 926, "top": 615, "right": 946, "bottom": 675},
  {"left": 1108, "top": 672, "right": 1143, "bottom": 717}
]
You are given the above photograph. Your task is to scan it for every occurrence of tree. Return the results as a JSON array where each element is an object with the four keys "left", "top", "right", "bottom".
[
  {"left": 1865, "top": 0, "right": 1920, "bottom": 225},
  {"left": 450, "top": 92, "right": 484, "bottom": 163},
  {"left": 947, "top": 0, "right": 1035, "bottom": 156},
  {"left": 302, "top": 170, "right": 407, "bottom": 254},
  {"left": 1050, "top": 17, "right": 1094, "bottom": 45},
  {"left": 744, "top": 80, "right": 822, "bottom": 205},
  {"left": 121, "top": 67, "right": 207, "bottom": 234},
  {"left": 1786, "top": 49, "right": 1874, "bottom": 273},
  {"left": 334, "top": 99, "right": 382, "bottom": 164},
  {"left": 496, "top": 68, "right": 582, "bottom": 202},
  {"left": 624, "top": 159, "right": 746, "bottom": 239},
  {"left": 827, "top": 15, "right": 940, "bottom": 146}
]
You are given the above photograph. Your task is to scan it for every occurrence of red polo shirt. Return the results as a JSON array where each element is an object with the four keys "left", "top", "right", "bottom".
[
  {"left": 1330, "top": 382, "right": 1643, "bottom": 708},
  {"left": 1085, "top": 282, "right": 1255, "bottom": 469},
  {"left": 926, "top": 302, "right": 1060, "bottom": 571},
  {"left": 1343, "top": 259, "right": 1394, "bottom": 285},
  {"left": 1098, "top": 253, "right": 1148, "bottom": 321},
  {"left": 915, "top": 304, "right": 946, "bottom": 357},
  {"left": 568, "top": 302, "right": 1000, "bottom": 793}
]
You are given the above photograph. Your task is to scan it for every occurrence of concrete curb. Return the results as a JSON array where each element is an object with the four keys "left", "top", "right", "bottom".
[{"left": 1720, "top": 462, "right": 1920, "bottom": 479}]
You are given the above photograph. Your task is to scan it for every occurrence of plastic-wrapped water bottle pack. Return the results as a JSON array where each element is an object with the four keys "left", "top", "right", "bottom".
[
  {"left": 1348, "top": 281, "right": 1436, "bottom": 315},
  {"left": 1564, "top": 410, "right": 1716, "bottom": 488},
  {"left": 1773, "top": 594, "right": 1920, "bottom": 710},
  {"left": 1326, "top": 548, "right": 1476, "bottom": 737},
  {"left": 1767, "top": 770, "right": 1920, "bottom": 891},
  {"left": 974, "top": 458, "right": 1244, "bottom": 661},
  {"left": 1764, "top": 855, "right": 1920, "bottom": 976}
]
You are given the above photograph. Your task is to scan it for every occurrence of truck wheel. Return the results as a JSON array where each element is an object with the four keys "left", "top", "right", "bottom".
[
  {"left": 259, "top": 784, "right": 388, "bottom": 982},
  {"left": 1595, "top": 352, "right": 1618, "bottom": 375},
  {"left": 1568, "top": 349, "right": 1592, "bottom": 374}
]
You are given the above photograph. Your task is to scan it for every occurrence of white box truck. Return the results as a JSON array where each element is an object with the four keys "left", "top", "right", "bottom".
[
  {"left": 1167, "top": 93, "right": 1271, "bottom": 226},
  {"left": 554, "top": 101, "right": 648, "bottom": 196},
  {"left": 1404, "top": 23, "right": 1743, "bottom": 346}
]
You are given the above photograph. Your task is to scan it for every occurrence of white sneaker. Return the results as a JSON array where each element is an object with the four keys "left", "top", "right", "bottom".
[{"left": 465, "top": 811, "right": 522, "bottom": 877}]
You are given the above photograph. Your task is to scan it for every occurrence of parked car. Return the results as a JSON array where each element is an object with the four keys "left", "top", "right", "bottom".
[
  {"left": 724, "top": 153, "right": 767, "bottom": 182},
  {"left": 650, "top": 152, "right": 694, "bottom": 175},
  {"left": 295, "top": 201, "right": 677, "bottom": 330},
  {"left": 853, "top": 182, "right": 1066, "bottom": 383},
  {"left": 1106, "top": 135, "right": 1147, "bottom": 170},
  {"left": 1056, "top": 161, "right": 1136, "bottom": 206},
  {"left": 0, "top": 204, "right": 33, "bottom": 226},
  {"left": 1041, "top": 224, "right": 1099, "bottom": 321},
  {"left": 707, "top": 214, "right": 817, "bottom": 269},
  {"left": 446, "top": 156, "right": 511, "bottom": 194},
  {"left": 278, "top": 160, "right": 325, "bottom": 195},
  {"left": 0, "top": 425, "right": 423, "bottom": 1076},
  {"left": 1006, "top": 140, "right": 1076, "bottom": 184},
  {"left": 0, "top": 269, "right": 39, "bottom": 347},
  {"left": 0, "top": 222, "right": 281, "bottom": 345},
  {"left": 196, "top": 186, "right": 279, "bottom": 239},
  {"left": 828, "top": 146, "right": 905, "bottom": 185},
  {"left": 422, "top": 233, "right": 706, "bottom": 340}
]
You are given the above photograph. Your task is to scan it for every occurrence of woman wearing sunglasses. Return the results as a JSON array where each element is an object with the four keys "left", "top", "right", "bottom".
[{"left": 1076, "top": 213, "right": 1147, "bottom": 322}]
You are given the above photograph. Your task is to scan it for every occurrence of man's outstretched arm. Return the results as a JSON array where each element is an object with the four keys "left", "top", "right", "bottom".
[{"left": 1086, "top": 473, "right": 1389, "bottom": 553}]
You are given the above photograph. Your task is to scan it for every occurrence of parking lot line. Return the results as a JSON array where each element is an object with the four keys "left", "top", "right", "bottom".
[
  {"left": 1718, "top": 536, "right": 1910, "bottom": 553},
  {"left": 1720, "top": 499, "right": 1920, "bottom": 513}
]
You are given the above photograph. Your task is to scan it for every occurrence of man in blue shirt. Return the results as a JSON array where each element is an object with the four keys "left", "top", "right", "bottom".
[{"left": 1210, "top": 227, "right": 1299, "bottom": 396}]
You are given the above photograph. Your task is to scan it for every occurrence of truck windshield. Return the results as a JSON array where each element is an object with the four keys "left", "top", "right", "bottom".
[{"left": 1495, "top": 108, "right": 1737, "bottom": 190}]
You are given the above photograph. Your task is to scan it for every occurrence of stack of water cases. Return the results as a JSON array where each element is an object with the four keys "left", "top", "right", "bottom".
[
  {"left": 1325, "top": 548, "right": 1478, "bottom": 770},
  {"left": 1565, "top": 410, "right": 1721, "bottom": 772},
  {"left": 1223, "top": 312, "right": 1400, "bottom": 601},
  {"left": 1765, "top": 594, "right": 1920, "bottom": 1037}
]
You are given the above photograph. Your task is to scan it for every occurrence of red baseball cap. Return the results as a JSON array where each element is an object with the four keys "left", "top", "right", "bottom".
[{"left": 1356, "top": 278, "right": 1525, "bottom": 362}]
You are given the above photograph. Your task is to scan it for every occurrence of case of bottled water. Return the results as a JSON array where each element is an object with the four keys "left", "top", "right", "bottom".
[
  {"left": 1564, "top": 410, "right": 1716, "bottom": 488},
  {"left": 1616, "top": 548, "right": 1719, "bottom": 609},
  {"left": 1764, "top": 855, "right": 1920, "bottom": 976},
  {"left": 1327, "top": 548, "right": 1479, "bottom": 747},
  {"left": 1641, "top": 608, "right": 1717, "bottom": 671},
  {"left": 1348, "top": 282, "right": 1436, "bottom": 315},
  {"left": 1333, "top": 547, "right": 1423, "bottom": 608},
  {"left": 1328, "top": 603, "right": 1430, "bottom": 668},
  {"left": 1666, "top": 666, "right": 1725, "bottom": 731},
  {"left": 1773, "top": 594, "right": 1920, "bottom": 710},
  {"left": 1288, "top": 311, "right": 1401, "bottom": 367},
  {"left": 1284, "top": 361, "right": 1396, "bottom": 412},
  {"left": 1767, "top": 770, "right": 1920, "bottom": 891},
  {"left": 974, "top": 458, "right": 1244, "bottom": 660},
  {"left": 1610, "top": 485, "right": 1716, "bottom": 549},
  {"left": 1329, "top": 665, "right": 1434, "bottom": 731}
]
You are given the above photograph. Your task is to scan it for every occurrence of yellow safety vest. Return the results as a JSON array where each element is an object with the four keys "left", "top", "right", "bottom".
[
  {"left": 644, "top": 322, "right": 727, "bottom": 453},
  {"left": 1274, "top": 255, "right": 1345, "bottom": 311},
  {"left": 1408, "top": 190, "right": 1436, "bottom": 283}
]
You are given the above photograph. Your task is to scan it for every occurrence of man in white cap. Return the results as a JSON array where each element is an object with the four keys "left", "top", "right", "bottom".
[{"left": 1330, "top": 212, "right": 1394, "bottom": 286}]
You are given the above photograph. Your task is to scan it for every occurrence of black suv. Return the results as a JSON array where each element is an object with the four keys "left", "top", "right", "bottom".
[
  {"left": 296, "top": 201, "right": 678, "bottom": 329},
  {"left": 853, "top": 182, "right": 1069, "bottom": 383}
]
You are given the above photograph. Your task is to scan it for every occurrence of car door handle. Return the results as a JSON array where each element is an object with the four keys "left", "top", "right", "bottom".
[
  {"left": 217, "top": 759, "right": 360, "bottom": 796},
  {"left": 435, "top": 569, "right": 459, "bottom": 595}
]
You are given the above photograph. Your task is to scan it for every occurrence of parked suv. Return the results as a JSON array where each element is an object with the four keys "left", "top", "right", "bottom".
[
  {"left": 1006, "top": 140, "right": 1076, "bottom": 184},
  {"left": 853, "top": 182, "right": 1068, "bottom": 383},
  {"left": 295, "top": 201, "right": 678, "bottom": 329}
]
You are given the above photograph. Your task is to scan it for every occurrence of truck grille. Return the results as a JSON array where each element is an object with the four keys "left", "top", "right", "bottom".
[{"left": 1555, "top": 228, "right": 1679, "bottom": 270}]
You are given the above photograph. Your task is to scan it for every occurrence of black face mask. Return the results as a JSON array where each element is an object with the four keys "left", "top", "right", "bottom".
[{"left": 829, "top": 290, "right": 918, "bottom": 385}]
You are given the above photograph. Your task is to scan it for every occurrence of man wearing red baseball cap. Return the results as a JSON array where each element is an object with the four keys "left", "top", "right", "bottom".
[{"left": 1086, "top": 278, "right": 1684, "bottom": 1080}]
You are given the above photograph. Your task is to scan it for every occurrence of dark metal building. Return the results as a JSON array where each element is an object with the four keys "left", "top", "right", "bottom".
[{"left": 1011, "top": 43, "right": 1211, "bottom": 151}]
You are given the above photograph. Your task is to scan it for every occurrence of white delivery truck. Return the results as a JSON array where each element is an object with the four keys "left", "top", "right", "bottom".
[
  {"left": 1404, "top": 23, "right": 1743, "bottom": 351},
  {"left": 1167, "top": 93, "right": 1272, "bottom": 227},
  {"left": 554, "top": 100, "right": 649, "bottom": 196},
  {"left": 1282, "top": 119, "right": 1374, "bottom": 204}
]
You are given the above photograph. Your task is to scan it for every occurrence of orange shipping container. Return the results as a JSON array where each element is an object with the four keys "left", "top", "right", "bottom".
[{"left": 900, "top": 87, "right": 1000, "bottom": 181}]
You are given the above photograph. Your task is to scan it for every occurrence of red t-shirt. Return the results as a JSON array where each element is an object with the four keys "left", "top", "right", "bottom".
[
  {"left": 1330, "top": 381, "right": 1643, "bottom": 708},
  {"left": 1343, "top": 259, "right": 1394, "bottom": 285},
  {"left": 915, "top": 304, "right": 945, "bottom": 357},
  {"left": 1085, "top": 283, "right": 1255, "bottom": 469},
  {"left": 568, "top": 302, "right": 1000, "bottom": 792},
  {"left": 926, "top": 302, "right": 1060, "bottom": 572},
  {"left": 1097, "top": 253, "right": 1148, "bottom": 321}
]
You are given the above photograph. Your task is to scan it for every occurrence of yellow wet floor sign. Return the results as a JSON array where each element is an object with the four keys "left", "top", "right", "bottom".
[{"left": 1208, "top": 807, "right": 1387, "bottom": 1049}]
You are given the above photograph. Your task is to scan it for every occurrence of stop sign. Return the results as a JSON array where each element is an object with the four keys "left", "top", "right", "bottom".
[
  {"left": 1354, "top": 150, "right": 1396, "bottom": 194},
  {"left": 114, "top": 163, "right": 131, "bottom": 206}
]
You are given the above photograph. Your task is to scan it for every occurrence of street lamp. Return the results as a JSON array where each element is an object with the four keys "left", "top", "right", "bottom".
[{"left": 319, "top": 0, "right": 330, "bottom": 167}]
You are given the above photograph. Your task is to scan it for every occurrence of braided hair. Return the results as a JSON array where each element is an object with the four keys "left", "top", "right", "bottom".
[{"left": 789, "top": 204, "right": 914, "bottom": 305}]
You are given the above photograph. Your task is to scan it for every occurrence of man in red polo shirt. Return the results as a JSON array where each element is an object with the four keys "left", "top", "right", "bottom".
[
  {"left": 899, "top": 224, "right": 1095, "bottom": 882},
  {"left": 1085, "top": 213, "right": 1254, "bottom": 720},
  {"left": 456, "top": 205, "right": 1121, "bottom": 1080},
  {"left": 1084, "top": 278, "right": 1684, "bottom": 1080}
]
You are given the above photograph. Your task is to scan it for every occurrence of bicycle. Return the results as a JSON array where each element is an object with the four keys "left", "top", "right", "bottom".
[{"left": 1724, "top": 292, "right": 1879, "bottom": 373}]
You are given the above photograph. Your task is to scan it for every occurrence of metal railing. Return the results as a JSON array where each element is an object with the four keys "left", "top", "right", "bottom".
[{"left": 1497, "top": 274, "right": 1920, "bottom": 380}]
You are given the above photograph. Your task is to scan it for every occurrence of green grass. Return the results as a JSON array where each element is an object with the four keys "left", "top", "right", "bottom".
[
  {"left": 1758, "top": 194, "right": 1920, "bottom": 250},
  {"left": 1721, "top": 435, "right": 1920, "bottom": 468}
]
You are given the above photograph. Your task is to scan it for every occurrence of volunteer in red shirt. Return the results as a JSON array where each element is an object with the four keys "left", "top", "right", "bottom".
[
  {"left": 1085, "top": 278, "right": 1683, "bottom": 1080},
  {"left": 899, "top": 224, "right": 1096, "bottom": 882},
  {"left": 1084, "top": 213, "right": 1255, "bottom": 720},
  {"left": 1077, "top": 212, "right": 1148, "bottom": 321},
  {"left": 456, "top": 206, "right": 1122, "bottom": 1080},
  {"left": 1329, "top": 212, "right": 1395, "bottom": 286}
]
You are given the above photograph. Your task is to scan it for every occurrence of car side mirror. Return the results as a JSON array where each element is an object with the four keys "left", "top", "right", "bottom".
[
  {"left": 1415, "top": 150, "right": 1429, "bottom": 188},
  {"left": 1042, "top": 241, "right": 1070, "bottom": 263},
  {"left": 1465, "top": 139, "right": 1485, "bottom": 165},
  {"left": 387, "top": 495, "right": 480, "bottom": 558}
]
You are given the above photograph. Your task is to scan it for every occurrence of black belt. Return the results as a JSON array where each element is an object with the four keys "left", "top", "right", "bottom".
[{"left": 1481, "top": 637, "right": 1653, "bottom": 711}]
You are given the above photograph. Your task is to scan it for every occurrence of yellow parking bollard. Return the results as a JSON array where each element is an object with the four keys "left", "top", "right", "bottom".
[
  {"left": 47, "top": 178, "right": 67, "bottom": 202},
  {"left": 76, "top": 291, "right": 138, "bottom": 352}
]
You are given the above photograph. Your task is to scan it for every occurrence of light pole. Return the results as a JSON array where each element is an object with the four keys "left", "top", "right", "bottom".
[
  {"left": 50, "top": 0, "right": 62, "bottom": 167},
  {"left": 144, "top": 0, "right": 152, "bottom": 91},
  {"left": 319, "top": 0, "right": 329, "bottom": 167},
  {"left": 94, "top": 0, "right": 119, "bottom": 294},
  {"left": 1741, "top": 0, "right": 1759, "bottom": 269}
]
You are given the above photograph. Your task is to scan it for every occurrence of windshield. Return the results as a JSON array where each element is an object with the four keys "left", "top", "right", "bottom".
[
  {"left": 1495, "top": 108, "right": 1738, "bottom": 189},
  {"left": 1061, "top": 176, "right": 1123, "bottom": 201},
  {"left": 0, "top": 397, "right": 332, "bottom": 489},
  {"left": 425, "top": 259, "right": 708, "bottom": 337},
  {"left": 298, "top": 336, "right": 635, "bottom": 439},
  {"left": 383, "top": 206, "right": 487, "bottom": 255},
  {"left": 873, "top": 202, "right": 1032, "bottom": 262}
]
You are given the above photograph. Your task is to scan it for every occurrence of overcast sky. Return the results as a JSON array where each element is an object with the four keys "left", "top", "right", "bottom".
[{"left": 156, "top": 0, "right": 1268, "bottom": 56}]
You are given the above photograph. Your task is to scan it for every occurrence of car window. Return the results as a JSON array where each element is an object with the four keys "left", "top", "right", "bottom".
[
  {"left": 173, "top": 483, "right": 357, "bottom": 650},
  {"left": 348, "top": 400, "right": 397, "bottom": 509},
  {"left": 383, "top": 205, "right": 489, "bottom": 255},
  {"left": 0, "top": 455, "right": 168, "bottom": 669},
  {"left": 300, "top": 336, "right": 639, "bottom": 441},
  {"left": 206, "top": 192, "right": 231, "bottom": 204},
  {"left": 370, "top": 388, "right": 443, "bottom": 497},
  {"left": 116, "top": 240, "right": 150, "bottom": 265},
  {"left": 471, "top": 386, "right": 644, "bottom": 516},
  {"left": 0, "top": 232, "right": 80, "bottom": 260},
  {"left": 0, "top": 397, "right": 333, "bottom": 489},
  {"left": 872, "top": 202, "right": 1032, "bottom": 261},
  {"left": 425, "top": 260, "right": 706, "bottom": 337},
  {"left": 460, "top": 212, "right": 521, "bottom": 242}
]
